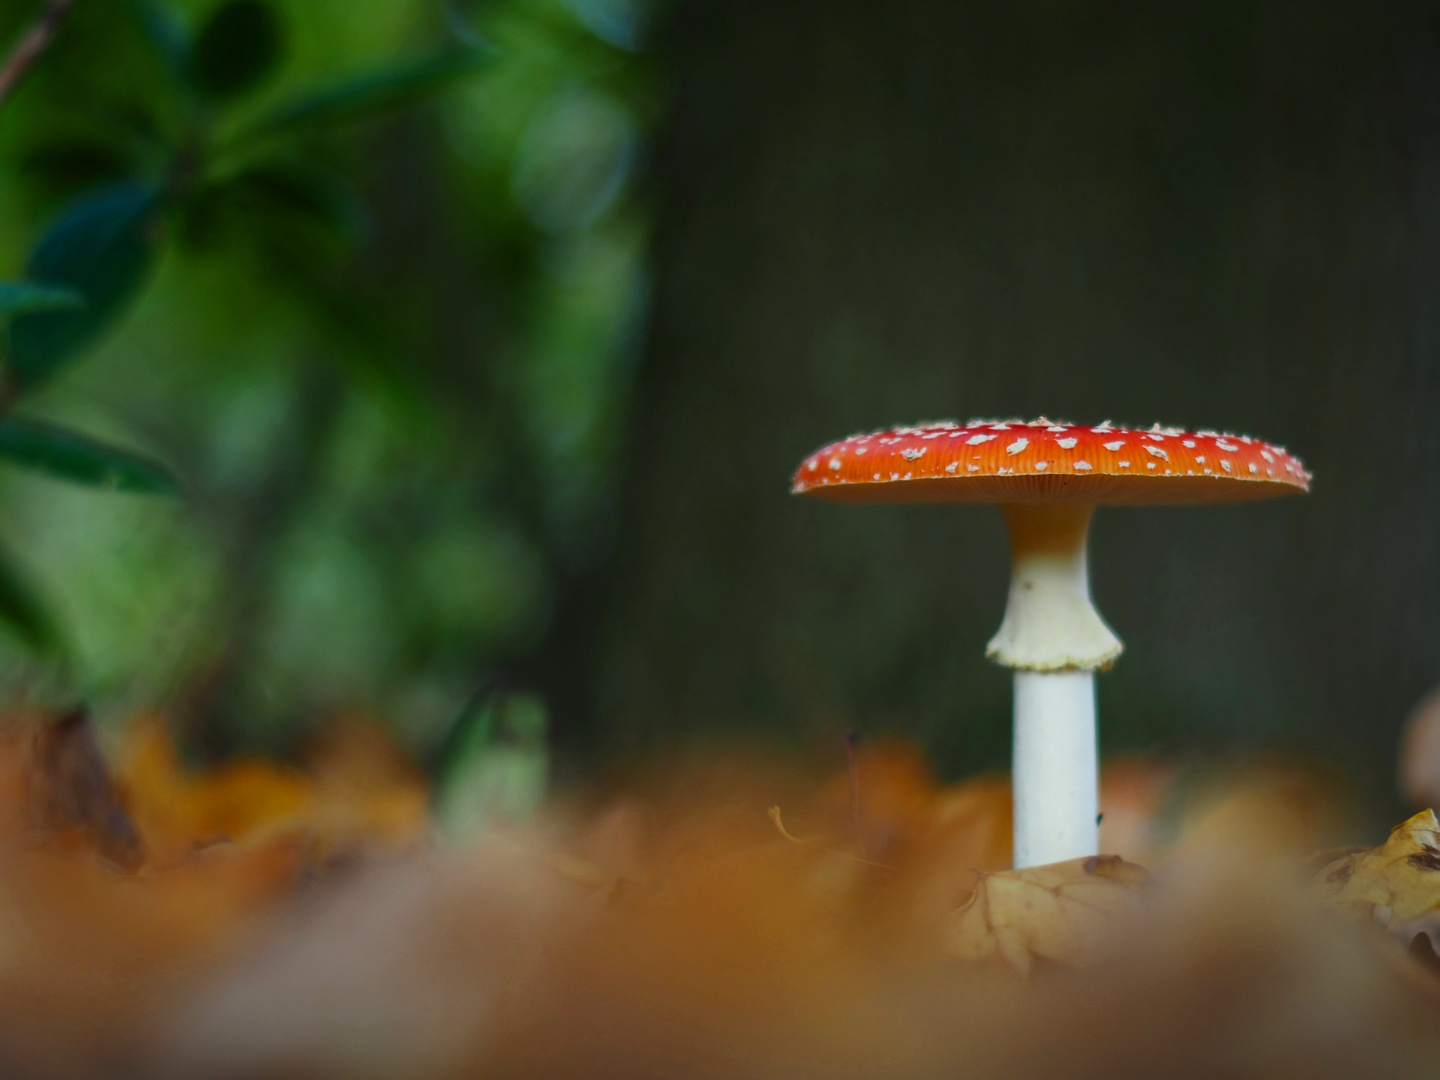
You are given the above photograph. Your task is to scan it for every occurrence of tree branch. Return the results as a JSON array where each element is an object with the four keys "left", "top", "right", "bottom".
[{"left": 0, "top": 0, "right": 80, "bottom": 110}]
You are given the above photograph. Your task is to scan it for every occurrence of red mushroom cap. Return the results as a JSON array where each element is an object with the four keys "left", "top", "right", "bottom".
[{"left": 792, "top": 419, "right": 1310, "bottom": 505}]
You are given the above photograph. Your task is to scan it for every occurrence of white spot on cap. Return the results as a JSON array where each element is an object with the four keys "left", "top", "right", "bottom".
[
  {"left": 1216, "top": 440, "right": 1239, "bottom": 452},
  {"left": 829, "top": 457, "right": 842, "bottom": 470},
  {"left": 1248, "top": 462, "right": 1258, "bottom": 474},
  {"left": 968, "top": 464, "right": 980, "bottom": 472},
  {"left": 1056, "top": 437, "right": 1078, "bottom": 449},
  {"left": 1103, "top": 440, "right": 1125, "bottom": 451},
  {"left": 949, "top": 430, "right": 965, "bottom": 438},
  {"left": 1266, "top": 468, "right": 1274, "bottom": 477},
  {"left": 1035, "top": 461, "right": 1049, "bottom": 471},
  {"left": 1147, "top": 462, "right": 1157, "bottom": 470},
  {"left": 903, "top": 472, "right": 912, "bottom": 479},
  {"left": 1074, "top": 460, "right": 1092, "bottom": 471},
  {"left": 890, "top": 472, "right": 900, "bottom": 480},
  {"left": 1145, "top": 433, "right": 1166, "bottom": 442},
  {"left": 1220, "top": 460, "right": 1232, "bottom": 473},
  {"left": 1006, "top": 438, "right": 1029, "bottom": 455},
  {"left": 967, "top": 433, "right": 997, "bottom": 445},
  {"left": 998, "top": 466, "right": 1013, "bottom": 474},
  {"left": 1144, "top": 445, "right": 1169, "bottom": 462},
  {"left": 807, "top": 460, "right": 818, "bottom": 472},
  {"left": 1260, "top": 449, "right": 1275, "bottom": 463},
  {"left": 922, "top": 432, "right": 943, "bottom": 439},
  {"left": 873, "top": 473, "right": 881, "bottom": 480},
  {"left": 1093, "top": 420, "right": 1113, "bottom": 431},
  {"left": 1182, "top": 440, "right": 1196, "bottom": 448},
  {"left": 900, "top": 447, "right": 926, "bottom": 461},
  {"left": 1118, "top": 460, "right": 1131, "bottom": 468},
  {"left": 945, "top": 461, "right": 959, "bottom": 473},
  {"left": 1046, "top": 426, "right": 1068, "bottom": 433},
  {"left": 1196, "top": 455, "right": 1206, "bottom": 464},
  {"left": 855, "top": 446, "right": 867, "bottom": 455}
]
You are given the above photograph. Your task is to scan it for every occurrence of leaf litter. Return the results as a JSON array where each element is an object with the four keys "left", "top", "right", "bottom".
[{"left": 0, "top": 715, "right": 1433, "bottom": 1077}]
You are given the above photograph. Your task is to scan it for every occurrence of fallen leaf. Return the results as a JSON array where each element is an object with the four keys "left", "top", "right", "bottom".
[
  {"left": 1315, "top": 809, "right": 1440, "bottom": 927},
  {"left": 25, "top": 709, "right": 143, "bottom": 872},
  {"left": 945, "top": 854, "right": 1149, "bottom": 975},
  {"left": 1097, "top": 757, "right": 1176, "bottom": 864},
  {"left": 1170, "top": 761, "right": 1343, "bottom": 861},
  {"left": 117, "top": 716, "right": 428, "bottom": 869},
  {"left": 300, "top": 715, "right": 431, "bottom": 861},
  {"left": 117, "top": 720, "right": 313, "bottom": 867}
]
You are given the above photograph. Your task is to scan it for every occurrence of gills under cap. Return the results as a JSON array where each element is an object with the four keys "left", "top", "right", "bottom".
[{"left": 792, "top": 418, "right": 1310, "bottom": 506}]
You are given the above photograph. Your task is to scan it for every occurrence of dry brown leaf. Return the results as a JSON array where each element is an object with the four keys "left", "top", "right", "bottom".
[
  {"left": 1170, "top": 761, "right": 1343, "bottom": 861},
  {"left": 117, "top": 717, "right": 428, "bottom": 869},
  {"left": 300, "top": 716, "right": 431, "bottom": 861},
  {"left": 0, "top": 711, "right": 1431, "bottom": 1079},
  {"left": 117, "top": 720, "right": 312, "bottom": 866},
  {"left": 158, "top": 781, "right": 1440, "bottom": 1080},
  {"left": 945, "top": 854, "right": 1149, "bottom": 975},
  {"left": 1097, "top": 757, "right": 1175, "bottom": 864},
  {"left": 1315, "top": 809, "right": 1440, "bottom": 928},
  {"left": 783, "top": 742, "right": 1183, "bottom": 879},
  {"left": 24, "top": 709, "right": 143, "bottom": 872}
]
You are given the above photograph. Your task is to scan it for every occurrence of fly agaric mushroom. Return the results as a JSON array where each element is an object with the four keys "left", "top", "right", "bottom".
[{"left": 791, "top": 418, "right": 1309, "bottom": 868}]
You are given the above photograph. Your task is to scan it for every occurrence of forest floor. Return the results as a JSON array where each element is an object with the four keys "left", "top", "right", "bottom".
[{"left": 0, "top": 711, "right": 1437, "bottom": 1079}]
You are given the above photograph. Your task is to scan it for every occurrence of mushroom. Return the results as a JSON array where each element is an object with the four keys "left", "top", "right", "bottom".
[{"left": 791, "top": 418, "right": 1310, "bottom": 868}]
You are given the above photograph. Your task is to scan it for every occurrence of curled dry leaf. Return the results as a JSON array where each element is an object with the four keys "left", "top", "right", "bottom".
[
  {"left": 25, "top": 709, "right": 144, "bottom": 872},
  {"left": 117, "top": 717, "right": 428, "bottom": 869},
  {"left": 945, "top": 854, "right": 1149, "bottom": 975},
  {"left": 1315, "top": 809, "right": 1440, "bottom": 934}
]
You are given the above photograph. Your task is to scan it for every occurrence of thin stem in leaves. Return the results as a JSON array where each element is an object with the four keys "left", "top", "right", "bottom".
[{"left": 0, "top": 0, "right": 81, "bottom": 110}]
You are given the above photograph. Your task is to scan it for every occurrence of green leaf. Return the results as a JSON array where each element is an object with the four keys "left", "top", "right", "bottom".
[
  {"left": 0, "top": 417, "right": 180, "bottom": 495},
  {"left": 7, "top": 184, "right": 164, "bottom": 395},
  {"left": 237, "top": 49, "right": 489, "bottom": 143},
  {"left": 0, "top": 542, "right": 62, "bottom": 656},
  {"left": 224, "top": 162, "right": 367, "bottom": 243},
  {"left": 129, "top": 0, "right": 191, "bottom": 81},
  {"left": 0, "top": 538, "right": 62, "bottom": 656},
  {"left": 191, "top": 0, "right": 283, "bottom": 100},
  {"left": 434, "top": 691, "right": 548, "bottom": 839},
  {"left": 0, "top": 284, "right": 84, "bottom": 318},
  {"left": 19, "top": 141, "right": 138, "bottom": 196}
]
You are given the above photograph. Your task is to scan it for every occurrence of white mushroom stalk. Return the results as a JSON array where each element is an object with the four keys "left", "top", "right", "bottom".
[
  {"left": 988, "top": 503, "right": 1119, "bottom": 867},
  {"left": 791, "top": 417, "right": 1310, "bottom": 871}
]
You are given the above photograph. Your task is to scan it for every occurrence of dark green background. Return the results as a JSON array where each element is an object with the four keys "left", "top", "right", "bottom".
[{"left": 576, "top": 1, "right": 1437, "bottom": 818}]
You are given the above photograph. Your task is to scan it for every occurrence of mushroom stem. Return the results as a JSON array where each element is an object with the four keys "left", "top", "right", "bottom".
[
  {"left": 986, "top": 503, "right": 1122, "bottom": 671},
  {"left": 988, "top": 503, "right": 1119, "bottom": 868},
  {"left": 1012, "top": 670, "right": 1098, "bottom": 867}
]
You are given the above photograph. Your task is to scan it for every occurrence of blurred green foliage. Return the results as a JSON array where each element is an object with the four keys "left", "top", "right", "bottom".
[{"left": 0, "top": 0, "right": 653, "bottom": 764}]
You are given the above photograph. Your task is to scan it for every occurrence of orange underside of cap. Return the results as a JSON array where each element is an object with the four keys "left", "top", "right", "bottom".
[{"left": 792, "top": 419, "right": 1310, "bottom": 506}]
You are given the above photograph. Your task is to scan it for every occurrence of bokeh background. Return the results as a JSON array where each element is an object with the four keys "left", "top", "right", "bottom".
[{"left": 0, "top": 0, "right": 1434, "bottom": 821}]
